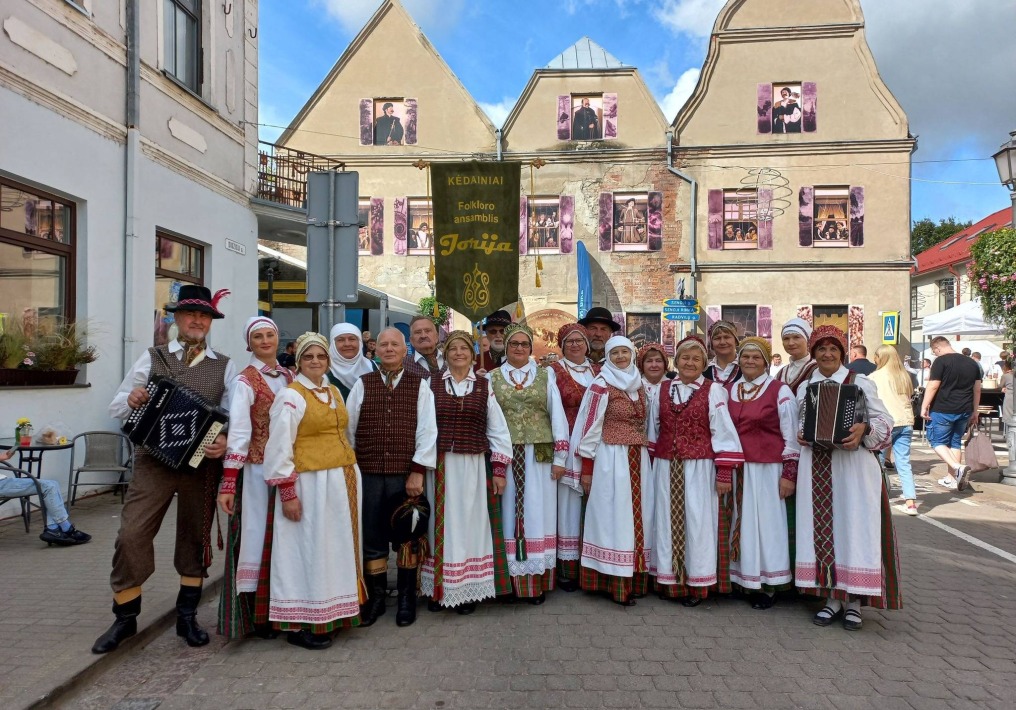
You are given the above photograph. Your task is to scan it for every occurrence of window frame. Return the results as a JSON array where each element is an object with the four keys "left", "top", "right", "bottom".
[
  {"left": 720, "top": 306, "right": 758, "bottom": 338},
  {"left": 525, "top": 195, "right": 563, "bottom": 254},
  {"left": 406, "top": 197, "right": 433, "bottom": 256},
  {"left": 155, "top": 231, "right": 205, "bottom": 346},
  {"left": 812, "top": 186, "right": 851, "bottom": 248},
  {"left": 164, "top": 0, "right": 202, "bottom": 94},
  {"left": 611, "top": 192, "right": 651, "bottom": 252},
  {"left": 938, "top": 278, "right": 956, "bottom": 311},
  {"left": 721, "top": 189, "right": 759, "bottom": 250}
]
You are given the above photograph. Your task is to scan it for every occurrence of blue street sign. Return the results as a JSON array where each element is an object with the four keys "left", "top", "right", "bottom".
[
  {"left": 664, "top": 313, "right": 700, "bottom": 321},
  {"left": 664, "top": 299, "right": 698, "bottom": 307},
  {"left": 663, "top": 306, "right": 699, "bottom": 314}
]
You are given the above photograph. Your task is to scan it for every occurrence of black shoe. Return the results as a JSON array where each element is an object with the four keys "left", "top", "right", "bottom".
[
  {"left": 91, "top": 597, "right": 141, "bottom": 654},
  {"left": 287, "top": 630, "right": 332, "bottom": 650},
  {"left": 527, "top": 593, "right": 546, "bottom": 606},
  {"left": 427, "top": 599, "right": 444, "bottom": 612},
  {"left": 557, "top": 577, "right": 579, "bottom": 593},
  {"left": 455, "top": 602, "right": 477, "bottom": 615},
  {"left": 175, "top": 585, "right": 209, "bottom": 647},
  {"left": 612, "top": 596, "right": 637, "bottom": 607},
  {"left": 884, "top": 460, "right": 896, "bottom": 470},
  {"left": 812, "top": 605, "right": 843, "bottom": 627},
  {"left": 395, "top": 568, "right": 418, "bottom": 627},
  {"left": 749, "top": 592, "right": 775, "bottom": 610},
  {"left": 251, "top": 623, "right": 279, "bottom": 640},
  {"left": 680, "top": 597, "right": 703, "bottom": 608},
  {"left": 358, "top": 572, "right": 388, "bottom": 627},
  {"left": 843, "top": 608, "right": 863, "bottom": 631},
  {"left": 40, "top": 526, "right": 91, "bottom": 546}
]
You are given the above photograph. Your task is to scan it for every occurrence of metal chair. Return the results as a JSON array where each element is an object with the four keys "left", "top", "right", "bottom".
[
  {"left": 0, "top": 460, "right": 48, "bottom": 533},
  {"left": 67, "top": 432, "right": 134, "bottom": 506}
]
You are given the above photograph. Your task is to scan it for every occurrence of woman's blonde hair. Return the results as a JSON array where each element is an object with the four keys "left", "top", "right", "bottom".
[{"left": 873, "top": 345, "right": 914, "bottom": 398}]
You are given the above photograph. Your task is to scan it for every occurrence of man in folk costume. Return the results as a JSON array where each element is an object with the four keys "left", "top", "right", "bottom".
[
  {"left": 95, "top": 286, "right": 235, "bottom": 654},
  {"left": 704, "top": 319, "right": 741, "bottom": 387},
  {"left": 216, "top": 317, "right": 293, "bottom": 640},
  {"left": 578, "top": 306, "right": 620, "bottom": 366},
  {"left": 725, "top": 337, "right": 799, "bottom": 610},
  {"left": 478, "top": 309, "right": 512, "bottom": 373},
  {"left": 551, "top": 323, "right": 600, "bottom": 592},
  {"left": 489, "top": 323, "right": 570, "bottom": 603},
  {"left": 404, "top": 315, "right": 445, "bottom": 378},
  {"left": 421, "top": 331, "right": 514, "bottom": 613},
  {"left": 327, "top": 323, "right": 376, "bottom": 400},
  {"left": 795, "top": 325, "right": 900, "bottom": 631},
  {"left": 345, "top": 327, "right": 438, "bottom": 627},
  {"left": 263, "top": 333, "right": 365, "bottom": 649},
  {"left": 651, "top": 335, "right": 743, "bottom": 606},
  {"left": 573, "top": 336, "right": 654, "bottom": 605}
]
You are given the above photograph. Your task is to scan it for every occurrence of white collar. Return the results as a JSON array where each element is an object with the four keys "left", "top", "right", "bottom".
[
  {"left": 739, "top": 373, "right": 770, "bottom": 387},
  {"left": 502, "top": 360, "right": 536, "bottom": 375},
  {"left": 296, "top": 373, "right": 330, "bottom": 389},
  {"left": 811, "top": 365, "right": 849, "bottom": 383},
  {"left": 674, "top": 374, "right": 705, "bottom": 388},
  {"left": 415, "top": 351, "right": 444, "bottom": 366},
  {"left": 168, "top": 339, "right": 218, "bottom": 358},
  {"left": 443, "top": 368, "right": 476, "bottom": 383}
]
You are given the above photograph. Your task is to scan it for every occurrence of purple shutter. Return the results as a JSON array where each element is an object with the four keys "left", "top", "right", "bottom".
[
  {"left": 848, "top": 305, "right": 864, "bottom": 351},
  {"left": 612, "top": 312, "right": 626, "bottom": 335},
  {"left": 359, "top": 99, "right": 373, "bottom": 145},
  {"left": 797, "top": 305, "right": 813, "bottom": 326},
  {"left": 603, "top": 92, "right": 618, "bottom": 139},
  {"left": 756, "top": 305, "right": 773, "bottom": 345},
  {"left": 370, "top": 197, "right": 384, "bottom": 255},
  {"left": 598, "top": 193, "right": 613, "bottom": 251},
  {"left": 802, "top": 82, "right": 817, "bottom": 133},
  {"left": 799, "top": 187, "right": 814, "bottom": 247},
  {"left": 707, "top": 189, "right": 724, "bottom": 250},
  {"left": 757, "top": 188, "right": 773, "bottom": 249},
  {"left": 849, "top": 186, "right": 865, "bottom": 247},
  {"left": 519, "top": 195, "right": 528, "bottom": 256},
  {"left": 557, "top": 95, "right": 571, "bottom": 140},
  {"left": 559, "top": 195, "right": 574, "bottom": 254},
  {"left": 404, "top": 98, "right": 418, "bottom": 145},
  {"left": 757, "top": 83, "right": 773, "bottom": 134},
  {"left": 647, "top": 191, "right": 663, "bottom": 251},
  {"left": 706, "top": 306, "right": 721, "bottom": 338},
  {"left": 394, "top": 197, "right": 408, "bottom": 255}
]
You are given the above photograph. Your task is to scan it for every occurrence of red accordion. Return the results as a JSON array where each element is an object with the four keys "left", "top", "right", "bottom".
[{"left": 802, "top": 379, "right": 867, "bottom": 449}]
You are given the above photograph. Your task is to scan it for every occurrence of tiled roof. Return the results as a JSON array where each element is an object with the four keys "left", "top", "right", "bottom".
[
  {"left": 912, "top": 207, "right": 1012, "bottom": 275},
  {"left": 546, "top": 37, "right": 626, "bottom": 70}
]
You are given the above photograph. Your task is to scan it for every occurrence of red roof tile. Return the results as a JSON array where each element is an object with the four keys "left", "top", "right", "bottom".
[{"left": 913, "top": 208, "right": 1013, "bottom": 275}]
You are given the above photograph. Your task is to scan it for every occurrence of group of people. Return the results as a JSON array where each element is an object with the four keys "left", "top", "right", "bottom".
[{"left": 90, "top": 286, "right": 905, "bottom": 656}]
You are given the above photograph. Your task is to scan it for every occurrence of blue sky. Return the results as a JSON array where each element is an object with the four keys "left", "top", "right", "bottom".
[{"left": 258, "top": 0, "right": 1016, "bottom": 226}]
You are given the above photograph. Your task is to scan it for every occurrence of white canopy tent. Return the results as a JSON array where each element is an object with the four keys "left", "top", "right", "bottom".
[{"left": 922, "top": 298, "right": 1003, "bottom": 337}]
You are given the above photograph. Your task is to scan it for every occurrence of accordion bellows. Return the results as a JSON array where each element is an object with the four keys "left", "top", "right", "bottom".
[
  {"left": 802, "top": 380, "right": 867, "bottom": 449},
  {"left": 123, "top": 377, "right": 229, "bottom": 470}
]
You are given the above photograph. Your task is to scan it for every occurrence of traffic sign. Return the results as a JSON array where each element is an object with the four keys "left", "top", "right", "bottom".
[
  {"left": 664, "top": 313, "right": 700, "bottom": 321},
  {"left": 881, "top": 311, "right": 900, "bottom": 345},
  {"left": 664, "top": 299, "right": 698, "bottom": 307},
  {"left": 663, "top": 306, "right": 699, "bottom": 315}
]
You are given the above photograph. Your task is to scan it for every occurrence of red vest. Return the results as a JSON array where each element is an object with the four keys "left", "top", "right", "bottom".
[
  {"left": 239, "top": 365, "right": 277, "bottom": 464},
  {"left": 354, "top": 370, "right": 422, "bottom": 475},
  {"left": 601, "top": 386, "right": 649, "bottom": 446},
  {"left": 550, "top": 361, "right": 594, "bottom": 431},
  {"left": 655, "top": 381, "right": 715, "bottom": 461},
  {"left": 431, "top": 376, "right": 489, "bottom": 455},
  {"left": 728, "top": 380, "right": 784, "bottom": 464}
]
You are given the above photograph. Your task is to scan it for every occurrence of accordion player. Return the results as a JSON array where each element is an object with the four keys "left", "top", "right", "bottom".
[
  {"left": 801, "top": 377, "right": 868, "bottom": 449},
  {"left": 123, "top": 376, "right": 229, "bottom": 470}
]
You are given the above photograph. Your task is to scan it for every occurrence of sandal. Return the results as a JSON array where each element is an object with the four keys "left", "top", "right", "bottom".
[
  {"left": 903, "top": 500, "right": 919, "bottom": 516},
  {"left": 813, "top": 605, "right": 843, "bottom": 627},
  {"left": 843, "top": 608, "right": 863, "bottom": 631}
]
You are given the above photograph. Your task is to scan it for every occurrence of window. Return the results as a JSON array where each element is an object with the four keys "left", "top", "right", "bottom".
[
  {"left": 612, "top": 193, "right": 648, "bottom": 251},
  {"left": 757, "top": 82, "right": 816, "bottom": 134},
  {"left": 526, "top": 197, "right": 562, "bottom": 254},
  {"left": 813, "top": 305, "right": 849, "bottom": 334},
  {"left": 155, "top": 232, "right": 204, "bottom": 346},
  {"left": 557, "top": 93, "right": 617, "bottom": 141},
  {"left": 164, "top": 0, "right": 201, "bottom": 92},
  {"left": 359, "top": 98, "right": 418, "bottom": 146},
  {"left": 722, "top": 189, "right": 759, "bottom": 249},
  {"left": 721, "top": 306, "right": 757, "bottom": 338},
  {"left": 812, "top": 187, "right": 850, "bottom": 247},
  {"left": 0, "top": 178, "right": 76, "bottom": 331},
  {"left": 406, "top": 198, "right": 433, "bottom": 256},
  {"left": 911, "top": 287, "right": 920, "bottom": 319},
  {"left": 599, "top": 191, "right": 662, "bottom": 252},
  {"left": 938, "top": 278, "right": 956, "bottom": 311}
]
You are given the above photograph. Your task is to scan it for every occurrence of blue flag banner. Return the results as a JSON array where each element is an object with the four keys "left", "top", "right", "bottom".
[{"left": 577, "top": 241, "right": 593, "bottom": 319}]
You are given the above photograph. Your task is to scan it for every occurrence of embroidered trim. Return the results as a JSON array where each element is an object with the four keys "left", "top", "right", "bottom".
[
  {"left": 490, "top": 451, "right": 511, "bottom": 465},
  {"left": 554, "top": 440, "right": 569, "bottom": 452},
  {"left": 278, "top": 482, "right": 297, "bottom": 501}
]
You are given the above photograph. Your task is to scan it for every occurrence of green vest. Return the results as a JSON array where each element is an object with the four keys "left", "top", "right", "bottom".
[{"left": 491, "top": 366, "right": 554, "bottom": 462}]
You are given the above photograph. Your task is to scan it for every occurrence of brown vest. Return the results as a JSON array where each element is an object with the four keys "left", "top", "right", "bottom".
[
  {"left": 355, "top": 370, "right": 423, "bottom": 475},
  {"left": 145, "top": 345, "right": 229, "bottom": 457},
  {"left": 601, "top": 386, "right": 649, "bottom": 446},
  {"left": 432, "top": 376, "right": 489, "bottom": 454},
  {"left": 239, "top": 365, "right": 276, "bottom": 464}
]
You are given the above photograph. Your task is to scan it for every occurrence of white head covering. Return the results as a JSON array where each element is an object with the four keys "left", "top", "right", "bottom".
[
  {"left": 244, "top": 316, "right": 278, "bottom": 352},
  {"left": 328, "top": 323, "right": 374, "bottom": 389},
  {"left": 781, "top": 317, "right": 813, "bottom": 341},
  {"left": 599, "top": 335, "right": 642, "bottom": 396}
]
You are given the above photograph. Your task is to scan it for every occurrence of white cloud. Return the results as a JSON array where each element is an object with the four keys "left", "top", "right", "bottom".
[
  {"left": 652, "top": 0, "right": 726, "bottom": 38},
  {"left": 659, "top": 67, "right": 700, "bottom": 121},
  {"left": 313, "top": 0, "right": 465, "bottom": 35},
  {"left": 478, "top": 97, "right": 516, "bottom": 128}
]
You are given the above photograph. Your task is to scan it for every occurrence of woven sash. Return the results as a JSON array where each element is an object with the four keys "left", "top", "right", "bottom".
[
  {"left": 811, "top": 446, "right": 836, "bottom": 588},
  {"left": 730, "top": 468, "right": 744, "bottom": 562},
  {"left": 668, "top": 457, "right": 687, "bottom": 585},
  {"left": 432, "top": 454, "right": 447, "bottom": 600},
  {"left": 343, "top": 464, "right": 368, "bottom": 604},
  {"left": 512, "top": 444, "right": 527, "bottom": 561},
  {"left": 629, "top": 446, "right": 645, "bottom": 574}
]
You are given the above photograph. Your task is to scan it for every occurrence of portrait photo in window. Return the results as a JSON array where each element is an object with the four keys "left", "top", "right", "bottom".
[
  {"left": 364, "top": 98, "right": 418, "bottom": 146},
  {"left": 722, "top": 190, "right": 759, "bottom": 250},
  {"left": 571, "top": 95, "right": 603, "bottom": 140},
  {"left": 772, "top": 84, "right": 803, "bottom": 134},
  {"left": 612, "top": 193, "right": 648, "bottom": 251},
  {"left": 407, "top": 198, "right": 433, "bottom": 255},
  {"left": 813, "top": 187, "right": 850, "bottom": 247},
  {"left": 721, "top": 306, "right": 757, "bottom": 338}
]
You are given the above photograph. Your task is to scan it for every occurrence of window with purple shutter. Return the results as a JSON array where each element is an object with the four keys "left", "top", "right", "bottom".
[
  {"left": 369, "top": 198, "right": 384, "bottom": 255},
  {"left": 598, "top": 193, "right": 613, "bottom": 251},
  {"left": 802, "top": 82, "right": 817, "bottom": 133},
  {"left": 797, "top": 305, "right": 813, "bottom": 326},
  {"left": 849, "top": 186, "right": 864, "bottom": 247},
  {"left": 758, "top": 188, "right": 773, "bottom": 249},
  {"left": 848, "top": 305, "right": 864, "bottom": 351},
  {"left": 707, "top": 189, "right": 724, "bottom": 250},
  {"left": 359, "top": 99, "right": 373, "bottom": 145},
  {"left": 519, "top": 195, "right": 528, "bottom": 256},
  {"left": 611, "top": 312, "right": 626, "bottom": 335},
  {"left": 798, "top": 187, "right": 814, "bottom": 247},
  {"left": 603, "top": 93, "right": 618, "bottom": 139},
  {"left": 559, "top": 195, "right": 575, "bottom": 254},
  {"left": 404, "top": 98, "right": 418, "bottom": 145},
  {"left": 557, "top": 95, "right": 571, "bottom": 140},
  {"left": 756, "top": 306, "right": 773, "bottom": 345},
  {"left": 757, "top": 84, "right": 773, "bottom": 134},
  {"left": 647, "top": 191, "right": 663, "bottom": 251},
  {"left": 394, "top": 197, "right": 408, "bottom": 255}
]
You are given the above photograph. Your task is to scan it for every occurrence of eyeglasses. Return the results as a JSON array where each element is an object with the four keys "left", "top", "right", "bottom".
[{"left": 508, "top": 341, "right": 531, "bottom": 349}]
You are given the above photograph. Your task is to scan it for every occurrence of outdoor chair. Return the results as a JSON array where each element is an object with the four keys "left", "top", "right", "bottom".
[
  {"left": 67, "top": 432, "right": 134, "bottom": 506},
  {"left": 0, "top": 460, "right": 48, "bottom": 533}
]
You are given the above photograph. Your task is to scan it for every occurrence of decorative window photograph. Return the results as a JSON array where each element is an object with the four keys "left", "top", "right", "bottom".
[
  {"left": 722, "top": 190, "right": 759, "bottom": 250},
  {"left": 721, "top": 306, "right": 757, "bottom": 338},
  {"left": 757, "top": 82, "right": 816, "bottom": 134},
  {"left": 407, "top": 198, "right": 433, "bottom": 255},
  {"left": 812, "top": 187, "right": 850, "bottom": 247},
  {"left": 359, "top": 98, "right": 418, "bottom": 146},
  {"left": 522, "top": 196, "right": 576, "bottom": 254},
  {"left": 598, "top": 191, "right": 662, "bottom": 252},
  {"left": 557, "top": 93, "right": 617, "bottom": 141}
]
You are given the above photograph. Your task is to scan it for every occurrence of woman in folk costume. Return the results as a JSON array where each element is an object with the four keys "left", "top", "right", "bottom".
[
  {"left": 327, "top": 323, "right": 376, "bottom": 400},
  {"left": 421, "top": 331, "right": 513, "bottom": 613},
  {"left": 651, "top": 335, "right": 743, "bottom": 606},
  {"left": 637, "top": 342, "right": 670, "bottom": 462},
  {"left": 573, "top": 336, "right": 654, "bottom": 605},
  {"left": 551, "top": 323, "right": 599, "bottom": 592},
  {"left": 262, "top": 332, "right": 366, "bottom": 650},
  {"left": 703, "top": 320, "right": 741, "bottom": 387},
  {"left": 489, "top": 323, "right": 570, "bottom": 603},
  {"left": 217, "top": 317, "right": 293, "bottom": 640},
  {"left": 725, "top": 337, "right": 799, "bottom": 610},
  {"left": 795, "top": 325, "right": 901, "bottom": 631}
]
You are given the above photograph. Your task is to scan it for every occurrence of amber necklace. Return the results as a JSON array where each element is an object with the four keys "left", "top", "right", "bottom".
[
  {"left": 508, "top": 368, "right": 530, "bottom": 391},
  {"left": 737, "top": 379, "right": 765, "bottom": 403}
]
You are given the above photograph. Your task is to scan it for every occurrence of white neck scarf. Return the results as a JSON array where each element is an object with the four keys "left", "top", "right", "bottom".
[
  {"left": 599, "top": 336, "right": 642, "bottom": 397},
  {"left": 328, "top": 323, "right": 374, "bottom": 390}
]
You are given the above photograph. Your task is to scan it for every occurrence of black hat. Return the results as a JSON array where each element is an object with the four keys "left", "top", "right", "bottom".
[
  {"left": 484, "top": 309, "right": 513, "bottom": 329},
  {"left": 386, "top": 492, "right": 431, "bottom": 545},
  {"left": 578, "top": 306, "right": 620, "bottom": 332},
  {"left": 165, "top": 285, "right": 229, "bottom": 319}
]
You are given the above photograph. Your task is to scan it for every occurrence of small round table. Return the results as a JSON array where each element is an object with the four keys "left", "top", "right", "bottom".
[{"left": 0, "top": 437, "right": 73, "bottom": 532}]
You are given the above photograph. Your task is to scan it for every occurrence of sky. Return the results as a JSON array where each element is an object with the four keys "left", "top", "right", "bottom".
[{"left": 258, "top": 0, "right": 1016, "bottom": 226}]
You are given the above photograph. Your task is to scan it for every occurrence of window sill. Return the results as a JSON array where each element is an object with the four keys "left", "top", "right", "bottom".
[
  {"left": 161, "top": 70, "right": 218, "bottom": 115},
  {"left": 0, "top": 383, "right": 91, "bottom": 391},
  {"left": 63, "top": 0, "right": 91, "bottom": 18}
]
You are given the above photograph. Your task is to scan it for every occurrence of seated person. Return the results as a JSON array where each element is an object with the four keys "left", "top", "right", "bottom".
[{"left": 0, "top": 448, "right": 92, "bottom": 546}]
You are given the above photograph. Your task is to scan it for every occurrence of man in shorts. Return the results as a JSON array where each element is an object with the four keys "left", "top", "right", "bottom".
[{"left": 921, "top": 336, "right": 982, "bottom": 491}]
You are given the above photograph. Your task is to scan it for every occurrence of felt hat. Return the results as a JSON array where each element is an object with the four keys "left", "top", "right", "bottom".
[
  {"left": 165, "top": 285, "right": 229, "bottom": 319},
  {"left": 484, "top": 310, "right": 513, "bottom": 329},
  {"left": 387, "top": 492, "right": 431, "bottom": 545},
  {"left": 578, "top": 306, "right": 621, "bottom": 332}
]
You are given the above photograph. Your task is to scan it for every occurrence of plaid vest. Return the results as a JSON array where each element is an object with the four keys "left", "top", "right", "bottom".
[
  {"left": 431, "top": 376, "right": 489, "bottom": 454},
  {"left": 355, "top": 370, "right": 422, "bottom": 475},
  {"left": 655, "top": 381, "right": 714, "bottom": 461},
  {"left": 239, "top": 365, "right": 275, "bottom": 464}
]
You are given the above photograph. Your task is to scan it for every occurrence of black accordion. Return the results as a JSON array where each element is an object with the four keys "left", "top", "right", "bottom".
[
  {"left": 802, "top": 379, "right": 867, "bottom": 449},
  {"left": 123, "top": 376, "right": 229, "bottom": 470}
]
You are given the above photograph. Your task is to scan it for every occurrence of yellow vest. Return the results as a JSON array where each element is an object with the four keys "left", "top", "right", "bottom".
[{"left": 291, "top": 381, "right": 357, "bottom": 472}]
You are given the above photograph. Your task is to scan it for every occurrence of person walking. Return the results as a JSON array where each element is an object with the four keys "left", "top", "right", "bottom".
[
  {"left": 846, "top": 345, "right": 876, "bottom": 376},
  {"left": 870, "top": 346, "right": 918, "bottom": 515}
]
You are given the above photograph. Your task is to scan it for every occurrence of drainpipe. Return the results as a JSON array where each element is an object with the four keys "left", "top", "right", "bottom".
[
  {"left": 666, "top": 130, "right": 697, "bottom": 298},
  {"left": 495, "top": 129, "right": 503, "bottom": 162},
  {"left": 122, "top": 0, "right": 140, "bottom": 374}
]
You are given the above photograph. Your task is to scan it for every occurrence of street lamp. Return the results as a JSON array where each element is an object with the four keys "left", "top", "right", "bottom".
[{"left": 992, "top": 130, "right": 1016, "bottom": 484}]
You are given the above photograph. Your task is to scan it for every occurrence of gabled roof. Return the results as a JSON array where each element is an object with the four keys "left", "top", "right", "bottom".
[
  {"left": 545, "top": 37, "right": 627, "bottom": 70},
  {"left": 913, "top": 207, "right": 1013, "bottom": 275}
]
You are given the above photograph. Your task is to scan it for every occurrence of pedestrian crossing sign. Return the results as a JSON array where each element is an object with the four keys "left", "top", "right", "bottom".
[{"left": 881, "top": 311, "right": 900, "bottom": 345}]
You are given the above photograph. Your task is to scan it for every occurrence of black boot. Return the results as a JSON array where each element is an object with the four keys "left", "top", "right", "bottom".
[
  {"left": 91, "top": 597, "right": 141, "bottom": 654},
  {"left": 359, "top": 572, "right": 388, "bottom": 627},
  {"left": 395, "top": 568, "right": 418, "bottom": 627},
  {"left": 175, "top": 585, "right": 209, "bottom": 647}
]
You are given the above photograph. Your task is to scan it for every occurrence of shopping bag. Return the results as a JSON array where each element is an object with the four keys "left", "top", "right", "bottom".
[{"left": 965, "top": 427, "right": 999, "bottom": 473}]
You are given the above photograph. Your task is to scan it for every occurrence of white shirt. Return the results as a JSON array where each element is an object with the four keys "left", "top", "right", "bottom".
[
  {"left": 413, "top": 350, "right": 444, "bottom": 371},
  {"left": 345, "top": 370, "right": 439, "bottom": 471},
  {"left": 490, "top": 361, "right": 570, "bottom": 466},
  {"left": 663, "top": 375, "right": 743, "bottom": 459},
  {"left": 796, "top": 366, "right": 894, "bottom": 450},
  {"left": 109, "top": 340, "right": 237, "bottom": 421}
]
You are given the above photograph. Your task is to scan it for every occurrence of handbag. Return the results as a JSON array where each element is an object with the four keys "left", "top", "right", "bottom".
[{"left": 964, "top": 426, "right": 999, "bottom": 473}]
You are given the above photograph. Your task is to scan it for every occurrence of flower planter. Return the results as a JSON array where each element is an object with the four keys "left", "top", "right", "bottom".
[{"left": 0, "top": 369, "right": 79, "bottom": 387}]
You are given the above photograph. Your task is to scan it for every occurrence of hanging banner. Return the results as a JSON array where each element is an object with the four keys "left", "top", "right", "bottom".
[
  {"left": 576, "top": 241, "right": 593, "bottom": 320},
  {"left": 432, "top": 161, "right": 521, "bottom": 321}
]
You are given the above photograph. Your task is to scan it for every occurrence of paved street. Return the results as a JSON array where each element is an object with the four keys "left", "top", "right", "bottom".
[{"left": 6, "top": 435, "right": 1016, "bottom": 710}]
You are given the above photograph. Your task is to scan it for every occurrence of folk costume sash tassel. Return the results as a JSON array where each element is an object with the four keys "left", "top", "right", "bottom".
[
  {"left": 811, "top": 446, "right": 836, "bottom": 588},
  {"left": 628, "top": 445, "right": 646, "bottom": 574},
  {"left": 668, "top": 457, "right": 687, "bottom": 585},
  {"left": 431, "top": 455, "right": 448, "bottom": 601},
  {"left": 511, "top": 444, "right": 527, "bottom": 562},
  {"left": 343, "top": 464, "right": 369, "bottom": 605},
  {"left": 730, "top": 468, "right": 745, "bottom": 562}
]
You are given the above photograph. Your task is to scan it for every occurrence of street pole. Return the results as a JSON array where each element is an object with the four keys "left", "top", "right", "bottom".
[{"left": 1005, "top": 188, "right": 1016, "bottom": 484}]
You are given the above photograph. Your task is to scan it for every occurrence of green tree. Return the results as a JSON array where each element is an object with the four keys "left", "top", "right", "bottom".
[
  {"left": 968, "top": 227, "right": 1016, "bottom": 342},
  {"left": 911, "top": 217, "right": 974, "bottom": 256},
  {"left": 418, "top": 296, "right": 451, "bottom": 327}
]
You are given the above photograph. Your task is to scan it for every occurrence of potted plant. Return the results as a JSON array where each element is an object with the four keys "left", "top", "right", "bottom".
[{"left": 0, "top": 319, "right": 98, "bottom": 386}]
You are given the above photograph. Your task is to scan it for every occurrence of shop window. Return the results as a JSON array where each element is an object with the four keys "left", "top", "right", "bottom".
[{"left": 155, "top": 232, "right": 204, "bottom": 346}]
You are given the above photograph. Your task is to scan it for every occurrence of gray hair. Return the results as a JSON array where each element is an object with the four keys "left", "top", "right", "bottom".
[{"left": 377, "top": 327, "right": 406, "bottom": 346}]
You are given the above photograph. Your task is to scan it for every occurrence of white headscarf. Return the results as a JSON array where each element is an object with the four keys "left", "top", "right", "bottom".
[
  {"left": 781, "top": 317, "right": 813, "bottom": 341},
  {"left": 244, "top": 316, "right": 278, "bottom": 352},
  {"left": 599, "top": 335, "right": 642, "bottom": 397},
  {"left": 328, "top": 323, "right": 374, "bottom": 389}
]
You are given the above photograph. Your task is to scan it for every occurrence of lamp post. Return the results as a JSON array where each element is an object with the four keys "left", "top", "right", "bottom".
[{"left": 992, "top": 130, "right": 1016, "bottom": 484}]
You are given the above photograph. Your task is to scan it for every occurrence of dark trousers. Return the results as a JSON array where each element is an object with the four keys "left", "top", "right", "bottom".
[
  {"left": 110, "top": 453, "right": 218, "bottom": 592},
  {"left": 361, "top": 472, "right": 414, "bottom": 569}
]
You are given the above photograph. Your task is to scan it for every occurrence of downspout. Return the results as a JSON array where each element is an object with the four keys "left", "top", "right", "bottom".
[
  {"left": 666, "top": 129, "right": 697, "bottom": 298},
  {"left": 122, "top": 0, "right": 140, "bottom": 374},
  {"left": 495, "top": 128, "right": 503, "bottom": 162}
]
